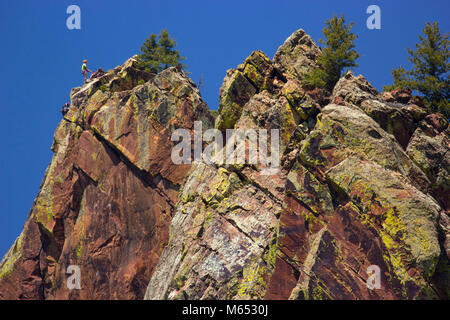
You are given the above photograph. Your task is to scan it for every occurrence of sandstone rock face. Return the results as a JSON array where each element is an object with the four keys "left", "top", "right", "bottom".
[
  {"left": 0, "top": 57, "right": 214, "bottom": 299},
  {"left": 1, "top": 29, "right": 448, "bottom": 300}
]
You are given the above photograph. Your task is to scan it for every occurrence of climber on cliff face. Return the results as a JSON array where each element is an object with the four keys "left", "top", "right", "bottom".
[
  {"left": 81, "top": 59, "right": 93, "bottom": 83},
  {"left": 61, "top": 102, "right": 70, "bottom": 116}
]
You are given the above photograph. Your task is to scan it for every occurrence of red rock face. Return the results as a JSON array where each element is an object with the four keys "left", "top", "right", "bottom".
[
  {"left": 50, "top": 130, "right": 176, "bottom": 299},
  {"left": 0, "top": 57, "right": 213, "bottom": 299},
  {"left": 266, "top": 189, "right": 404, "bottom": 300}
]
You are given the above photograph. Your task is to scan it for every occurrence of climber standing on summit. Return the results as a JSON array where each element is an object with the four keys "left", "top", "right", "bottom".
[{"left": 81, "top": 59, "right": 92, "bottom": 83}]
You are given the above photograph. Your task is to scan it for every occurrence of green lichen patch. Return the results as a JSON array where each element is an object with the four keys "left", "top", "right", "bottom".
[{"left": 0, "top": 233, "right": 24, "bottom": 280}]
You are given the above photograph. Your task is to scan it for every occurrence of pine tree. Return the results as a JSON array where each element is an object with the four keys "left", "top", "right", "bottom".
[
  {"left": 137, "top": 29, "right": 186, "bottom": 73},
  {"left": 303, "top": 14, "right": 359, "bottom": 91},
  {"left": 137, "top": 33, "right": 160, "bottom": 73},
  {"left": 384, "top": 22, "right": 449, "bottom": 117}
]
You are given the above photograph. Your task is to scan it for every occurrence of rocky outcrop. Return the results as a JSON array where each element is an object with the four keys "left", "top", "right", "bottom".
[
  {"left": 215, "top": 51, "right": 283, "bottom": 131},
  {"left": 145, "top": 29, "right": 449, "bottom": 300},
  {"left": 0, "top": 56, "right": 214, "bottom": 299},
  {"left": 331, "top": 71, "right": 428, "bottom": 150},
  {"left": 273, "top": 29, "right": 321, "bottom": 80},
  {"left": 1, "top": 28, "right": 448, "bottom": 300}
]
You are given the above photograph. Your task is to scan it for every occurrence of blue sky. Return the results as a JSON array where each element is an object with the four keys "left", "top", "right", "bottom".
[{"left": 0, "top": 0, "right": 448, "bottom": 257}]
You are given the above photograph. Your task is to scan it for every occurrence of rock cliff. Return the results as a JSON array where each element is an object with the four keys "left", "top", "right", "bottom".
[
  {"left": 1, "top": 29, "right": 448, "bottom": 300},
  {"left": 0, "top": 57, "right": 213, "bottom": 299}
]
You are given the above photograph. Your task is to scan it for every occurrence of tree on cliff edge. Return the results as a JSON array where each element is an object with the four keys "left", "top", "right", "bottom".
[
  {"left": 137, "top": 29, "right": 186, "bottom": 73},
  {"left": 303, "top": 14, "right": 359, "bottom": 91},
  {"left": 384, "top": 22, "right": 449, "bottom": 117}
]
